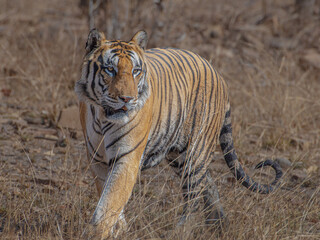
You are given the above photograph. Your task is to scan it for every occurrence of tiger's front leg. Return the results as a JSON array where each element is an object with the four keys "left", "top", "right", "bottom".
[
  {"left": 89, "top": 123, "right": 150, "bottom": 239},
  {"left": 90, "top": 153, "right": 141, "bottom": 238}
]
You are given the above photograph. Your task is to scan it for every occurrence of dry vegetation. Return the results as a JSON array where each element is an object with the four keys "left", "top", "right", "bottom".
[{"left": 0, "top": 0, "right": 319, "bottom": 239}]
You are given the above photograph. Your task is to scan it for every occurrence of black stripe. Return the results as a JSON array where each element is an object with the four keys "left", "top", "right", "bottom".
[
  {"left": 198, "top": 57, "right": 215, "bottom": 122},
  {"left": 183, "top": 159, "right": 206, "bottom": 179},
  {"left": 90, "top": 105, "right": 101, "bottom": 133},
  {"left": 110, "top": 113, "right": 138, "bottom": 135},
  {"left": 182, "top": 170, "right": 207, "bottom": 191},
  {"left": 91, "top": 62, "right": 99, "bottom": 100},
  {"left": 97, "top": 55, "right": 103, "bottom": 65},
  {"left": 220, "top": 123, "right": 232, "bottom": 136},
  {"left": 192, "top": 137, "right": 208, "bottom": 163},
  {"left": 127, "top": 51, "right": 134, "bottom": 58},
  {"left": 205, "top": 75, "right": 223, "bottom": 143},
  {"left": 92, "top": 157, "right": 108, "bottom": 166},
  {"left": 92, "top": 122, "right": 101, "bottom": 134},
  {"left": 108, "top": 130, "right": 149, "bottom": 166},
  {"left": 90, "top": 104, "right": 95, "bottom": 116},
  {"left": 101, "top": 123, "right": 114, "bottom": 135},
  {"left": 80, "top": 84, "right": 100, "bottom": 105},
  {"left": 87, "top": 137, "right": 103, "bottom": 158},
  {"left": 225, "top": 109, "right": 231, "bottom": 118},
  {"left": 98, "top": 77, "right": 107, "bottom": 93},
  {"left": 147, "top": 60, "right": 160, "bottom": 95},
  {"left": 86, "top": 60, "right": 92, "bottom": 79},
  {"left": 105, "top": 122, "right": 139, "bottom": 151},
  {"left": 110, "top": 49, "right": 120, "bottom": 54}
]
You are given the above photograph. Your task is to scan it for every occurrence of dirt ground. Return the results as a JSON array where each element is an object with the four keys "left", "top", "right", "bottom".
[{"left": 0, "top": 0, "right": 319, "bottom": 239}]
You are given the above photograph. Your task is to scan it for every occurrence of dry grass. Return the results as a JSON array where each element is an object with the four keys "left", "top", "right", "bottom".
[{"left": 0, "top": 0, "right": 319, "bottom": 239}]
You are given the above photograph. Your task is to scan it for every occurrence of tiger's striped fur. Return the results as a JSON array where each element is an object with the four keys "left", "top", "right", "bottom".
[{"left": 75, "top": 30, "right": 282, "bottom": 238}]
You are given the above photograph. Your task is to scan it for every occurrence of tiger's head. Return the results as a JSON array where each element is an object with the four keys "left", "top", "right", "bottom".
[{"left": 75, "top": 29, "right": 150, "bottom": 124}]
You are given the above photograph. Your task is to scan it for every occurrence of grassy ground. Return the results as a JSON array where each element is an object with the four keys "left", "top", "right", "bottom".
[{"left": 0, "top": 0, "right": 319, "bottom": 239}]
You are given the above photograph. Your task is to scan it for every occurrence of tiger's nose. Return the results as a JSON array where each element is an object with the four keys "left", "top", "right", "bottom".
[{"left": 119, "top": 96, "right": 134, "bottom": 103}]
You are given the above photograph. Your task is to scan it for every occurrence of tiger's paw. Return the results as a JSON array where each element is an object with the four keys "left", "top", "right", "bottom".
[
  {"left": 81, "top": 224, "right": 106, "bottom": 240},
  {"left": 110, "top": 212, "right": 128, "bottom": 238},
  {"left": 81, "top": 220, "right": 116, "bottom": 240},
  {"left": 205, "top": 209, "right": 229, "bottom": 236}
]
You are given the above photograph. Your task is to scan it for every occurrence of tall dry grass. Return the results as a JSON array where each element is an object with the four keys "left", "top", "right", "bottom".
[{"left": 0, "top": 0, "right": 319, "bottom": 239}]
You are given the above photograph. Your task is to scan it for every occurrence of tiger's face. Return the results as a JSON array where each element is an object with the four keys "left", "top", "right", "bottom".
[{"left": 75, "top": 30, "right": 150, "bottom": 124}]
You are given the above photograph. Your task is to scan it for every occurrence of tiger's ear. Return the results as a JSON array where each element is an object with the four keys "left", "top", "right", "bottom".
[
  {"left": 85, "top": 29, "right": 106, "bottom": 54},
  {"left": 131, "top": 30, "right": 148, "bottom": 50}
]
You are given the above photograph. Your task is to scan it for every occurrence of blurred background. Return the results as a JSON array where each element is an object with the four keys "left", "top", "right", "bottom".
[{"left": 0, "top": 0, "right": 319, "bottom": 239}]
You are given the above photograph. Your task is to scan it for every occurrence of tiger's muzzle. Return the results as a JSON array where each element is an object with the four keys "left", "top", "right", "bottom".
[{"left": 102, "top": 96, "right": 137, "bottom": 121}]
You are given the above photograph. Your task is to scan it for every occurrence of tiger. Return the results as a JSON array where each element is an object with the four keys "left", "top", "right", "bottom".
[{"left": 75, "top": 29, "right": 283, "bottom": 238}]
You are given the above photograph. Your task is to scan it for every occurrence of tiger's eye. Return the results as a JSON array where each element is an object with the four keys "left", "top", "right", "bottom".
[
  {"left": 133, "top": 69, "right": 141, "bottom": 75},
  {"left": 107, "top": 66, "right": 114, "bottom": 72}
]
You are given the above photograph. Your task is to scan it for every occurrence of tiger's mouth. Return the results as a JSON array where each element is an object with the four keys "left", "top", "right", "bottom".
[
  {"left": 104, "top": 105, "right": 130, "bottom": 118},
  {"left": 101, "top": 89, "right": 149, "bottom": 122}
]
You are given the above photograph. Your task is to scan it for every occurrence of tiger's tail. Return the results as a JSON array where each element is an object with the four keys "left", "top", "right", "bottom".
[{"left": 219, "top": 104, "right": 282, "bottom": 194}]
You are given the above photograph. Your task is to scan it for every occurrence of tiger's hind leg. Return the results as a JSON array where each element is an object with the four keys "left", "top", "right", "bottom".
[
  {"left": 167, "top": 148, "right": 226, "bottom": 230},
  {"left": 167, "top": 151, "right": 211, "bottom": 226},
  {"left": 166, "top": 148, "right": 203, "bottom": 225},
  {"left": 178, "top": 171, "right": 206, "bottom": 226},
  {"left": 202, "top": 170, "right": 226, "bottom": 228}
]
